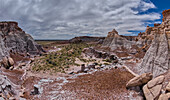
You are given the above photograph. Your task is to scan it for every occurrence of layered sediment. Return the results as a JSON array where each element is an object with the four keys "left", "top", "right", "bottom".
[{"left": 0, "top": 21, "right": 44, "bottom": 60}]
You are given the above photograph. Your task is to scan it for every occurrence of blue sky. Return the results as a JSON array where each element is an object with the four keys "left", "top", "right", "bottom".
[
  {"left": 126, "top": 0, "right": 170, "bottom": 35},
  {"left": 148, "top": 0, "right": 170, "bottom": 26},
  {"left": 0, "top": 0, "right": 169, "bottom": 39}
]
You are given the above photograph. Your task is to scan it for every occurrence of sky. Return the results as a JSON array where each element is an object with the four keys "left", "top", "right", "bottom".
[{"left": 0, "top": 0, "right": 169, "bottom": 39}]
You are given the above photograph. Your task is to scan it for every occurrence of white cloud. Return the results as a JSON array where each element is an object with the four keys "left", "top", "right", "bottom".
[{"left": 0, "top": 0, "right": 161, "bottom": 39}]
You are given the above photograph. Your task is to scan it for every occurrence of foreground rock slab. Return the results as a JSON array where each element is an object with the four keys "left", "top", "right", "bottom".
[
  {"left": 143, "top": 75, "right": 165, "bottom": 100},
  {"left": 126, "top": 73, "right": 152, "bottom": 88}
]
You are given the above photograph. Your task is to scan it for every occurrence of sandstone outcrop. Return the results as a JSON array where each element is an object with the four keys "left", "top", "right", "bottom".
[
  {"left": 126, "top": 73, "right": 152, "bottom": 88},
  {"left": 143, "top": 75, "right": 165, "bottom": 100},
  {"left": 139, "top": 10, "right": 170, "bottom": 77}
]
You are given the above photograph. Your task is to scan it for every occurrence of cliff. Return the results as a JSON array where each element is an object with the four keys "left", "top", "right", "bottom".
[
  {"left": 0, "top": 21, "right": 44, "bottom": 60},
  {"left": 139, "top": 10, "right": 170, "bottom": 77}
]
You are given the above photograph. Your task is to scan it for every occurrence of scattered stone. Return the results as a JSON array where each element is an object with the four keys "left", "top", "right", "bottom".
[
  {"left": 9, "top": 97, "right": 16, "bottom": 100},
  {"left": 126, "top": 73, "right": 153, "bottom": 88},
  {"left": 18, "top": 63, "right": 27, "bottom": 68},
  {"left": 8, "top": 57, "right": 14, "bottom": 66},
  {"left": 30, "top": 58, "right": 35, "bottom": 63},
  {"left": 87, "top": 64, "right": 95, "bottom": 69},
  {"left": 19, "top": 87, "right": 26, "bottom": 97},
  {"left": 31, "top": 84, "right": 41, "bottom": 95},
  {"left": 9, "top": 66, "right": 14, "bottom": 70},
  {"left": 81, "top": 64, "right": 85, "bottom": 72},
  {"left": 69, "top": 71, "right": 75, "bottom": 75}
]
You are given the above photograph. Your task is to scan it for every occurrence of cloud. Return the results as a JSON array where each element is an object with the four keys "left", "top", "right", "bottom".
[{"left": 0, "top": 0, "right": 161, "bottom": 39}]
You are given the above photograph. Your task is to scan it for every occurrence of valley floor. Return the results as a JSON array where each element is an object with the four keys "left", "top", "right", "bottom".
[{"left": 0, "top": 42, "right": 144, "bottom": 100}]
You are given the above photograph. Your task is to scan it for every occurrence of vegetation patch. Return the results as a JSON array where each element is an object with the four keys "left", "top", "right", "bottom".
[{"left": 31, "top": 43, "right": 93, "bottom": 73}]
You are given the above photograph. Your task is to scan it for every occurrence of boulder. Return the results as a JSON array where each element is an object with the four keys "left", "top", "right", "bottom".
[
  {"left": 143, "top": 75, "right": 164, "bottom": 100},
  {"left": 166, "top": 82, "right": 170, "bottom": 92},
  {"left": 126, "top": 73, "right": 153, "bottom": 88},
  {"left": 1, "top": 57, "right": 14, "bottom": 69},
  {"left": 8, "top": 57, "right": 14, "bottom": 66},
  {"left": 31, "top": 84, "right": 43, "bottom": 95},
  {"left": 81, "top": 64, "right": 85, "bottom": 72},
  {"left": 158, "top": 93, "right": 170, "bottom": 100},
  {"left": 147, "top": 75, "right": 165, "bottom": 88},
  {"left": 2, "top": 57, "right": 9, "bottom": 68},
  {"left": 143, "top": 85, "right": 154, "bottom": 100}
]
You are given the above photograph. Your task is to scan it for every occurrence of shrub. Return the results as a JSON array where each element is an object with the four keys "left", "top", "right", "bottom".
[{"left": 32, "top": 43, "right": 93, "bottom": 73}]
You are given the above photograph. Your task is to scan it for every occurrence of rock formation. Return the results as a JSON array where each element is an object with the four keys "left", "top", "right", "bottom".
[
  {"left": 102, "top": 29, "right": 137, "bottom": 50},
  {"left": 139, "top": 10, "right": 170, "bottom": 77},
  {"left": 0, "top": 21, "right": 44, "bottom": 64},
  {"left": 102, "top": 10, "right": 170, "bottom": 77},
  {"left": 83, "top": 47, "right": 117, "bottom": 61},
  {"left": 102, "top": 28, "right": 154, "bottom": 50}
]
